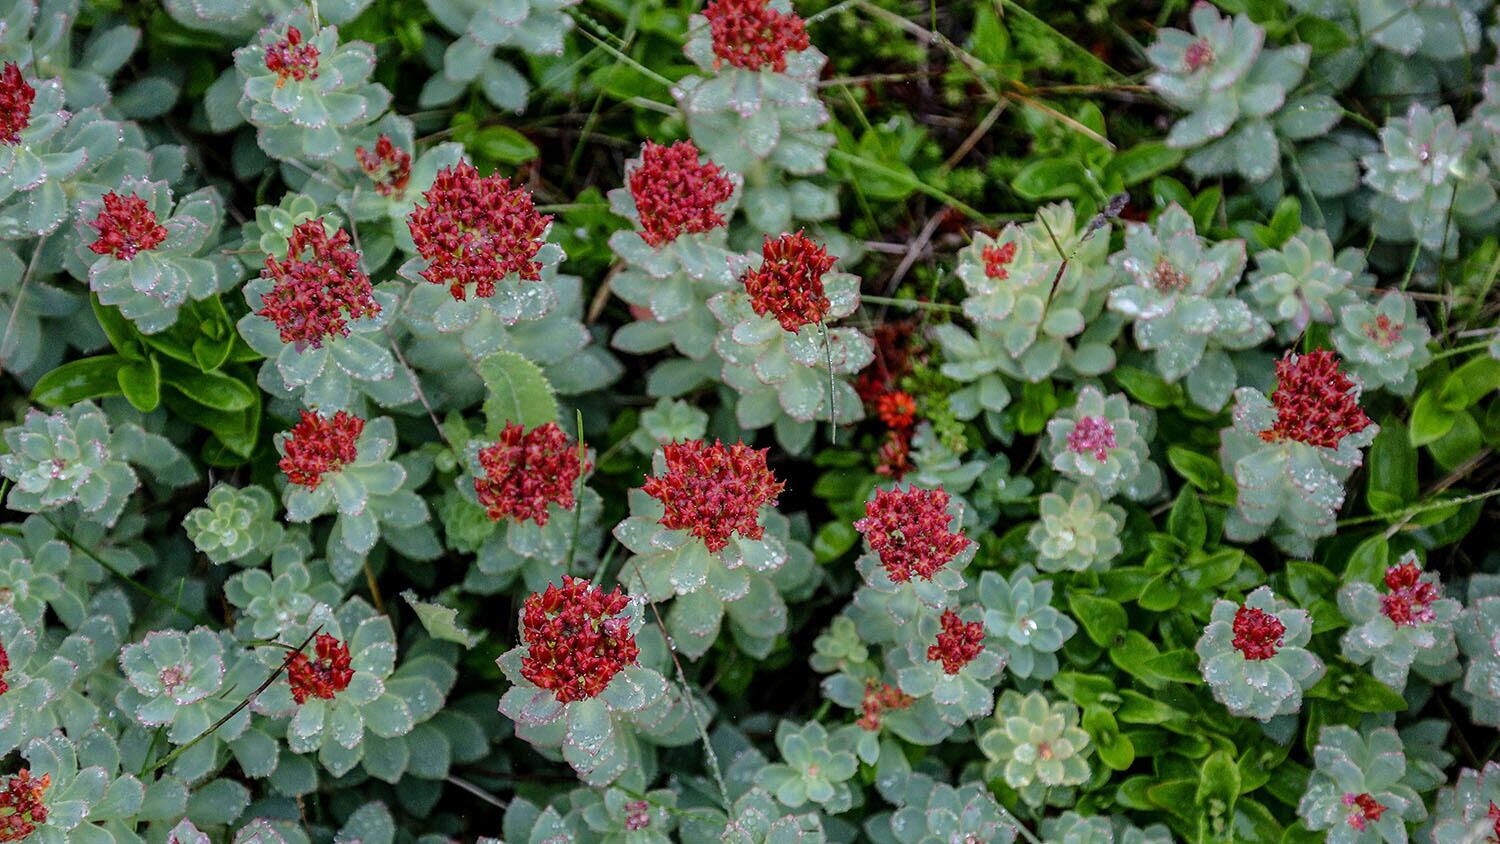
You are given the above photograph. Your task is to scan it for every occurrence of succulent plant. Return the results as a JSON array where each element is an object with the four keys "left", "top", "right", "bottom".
[
  {"left": 224, "top": 547, "right": 343, "bottom": 641},
  {"left": 1331, "top": 292, "right": 1433, "bottom": 397},
  {"left": 1244, "top": 227, "right": 1364, "bottom": 343},
  {"left": 851, "top": 484, "right": 975, "bottom": 617},
  {"left": 1219, "top": 350, "right": 1377, "bottom": 555},
  {"left": 0, "top": 242, "right": 88, "bottom": 383},
  {"left": 887, "top": 607, "right": 1003, "bottom": 726},
  {"left": 420, "top": 0, "right": 578, "bottom": 112},
  {"left": 10, "top": 728, "right": 188, "bottom": 844},
  {"left": 275, "top": 412, "right": 435, "bottom": 581},
  {"left": 673, "top": 0, "right": 838, "bottom": 239},
  {"left": 0, "top": 0, "right": 150, "bottom": 110},
  {"left": 0, "top": 529, "right": 74, "bottom": 630},
  {"left": 933, "top": 202, "right": 1119, "bottom": 389},
  {"left": 613, "top": 440, "right": 816, "bottom": 659},
  {"left": 1045, "top": 386, "right": 1163, "bottom": 502},
  {"left": 864, "top": 775, "right": 1019, "bottom": 844},
  {"left": 756, "top": 720, "right": 859, "bottom": 813},
  {"left": 628, "top": 398, "right": 711, "bottom": 456},
  {"left": 0, "top": 400, "right": 194, "bottom": 528},
  {"left": 497, "top": 577, "right": 673, "bottom": 787},
  {"left": 570, "top": 786, "right": 678, "bottom": 844},
  {"left": 1457, "top": 574, "right": 1500, "bottom": 728},
  {"left": 1146, "top": 4, "right": 1337, "bottom": 184},
  {"left": 979, "top": 690, "right": 1093, "bottom": 807},
  {"left": 810, "top": 615, "right": 872, "bottom": 676},
  {"left": 185, "top": 484, "right": 284, "bottom": 566},
  {"left": 1362, "top": 103, "right": 1496, "bottom": 255},
  {"left": 252, "top": 598, "right": 449, "bottom": 781},
  {"left": 709, "top": 232, "right": 873, "bottom": 453},
  {"left": 1197, "top": 586, "right": 1325, "bottom": 721},
  {"left": 1037, "top": 813, "right": 1173, "bottom": 844},
  {"left": 975, "top": 567, "right": 1077, "bottom": 681},
  {"left": 1338, "top": 553, "right": 1461, "bottom": 692},
  {"left": 226, "top": 14, "right": 391, "bottom": 165},
  {"left": 0, "top": 66, "right": 115, "bottom": 241},
  {"left": 1427, "top": 762, "right": 1500, "bottom": 844},
  {"left": 722, "top": 787, "right": 827, "bottom": 844},
  {"left": 1028, "top": 484, "right": 1126, "bottom": 574},
  {"left": 1298, "top": 725, "right": 1426, "bottom": 843},
  {"left": 1107, "top": 205, "right": 1270, "bottom": 410}
]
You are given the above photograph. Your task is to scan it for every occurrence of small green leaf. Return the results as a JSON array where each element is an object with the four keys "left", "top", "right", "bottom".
[
  {"left": 1012, "top": 159, "right": 1087, "bottom": 201},
  {"left": 1167, "top": 488, "right": 1207, "bottom": 550},
  {"left": 1167, "top": 446, "right": 1225, "bottom": 493},
  {"left": 91, "top": 295, "right": 145, "bottom": 360},
  {"left": 1104, "top": 142, "right": 1184, "bottom": 188},
  {"left": 1196, "top": 750, "right": 1241, "bottom": 808},
  {"left": 1067, "top": 591, "right": 1128, "bottom": 648},
  {"left": 118, "top": 357, "right": 162, "bottom": 412},
  {"left": 161, "top": 364, "right": 256, "bottom": 412},
  {"left": 1343, "top": 534, "right": 1389, "bottom": 584},
  {"left": 1437, "top": 356, "right": 1500, "bottom": 410},
  {"left": 1083, "top": 707, "right": 1135, "bottom": 771},
  {"left": 401, "top": 591, "right": 483, "bottom": 647},
  {"left": 1112, "top": 366, "right": 1181, "bottom": 408},
  {"left": 813, "top": 521, "right": 858, "bottom": 563},
  {"left": 477, "top": 350, "right": 560, "bottom": 435},
  {"left": 1366, "top": 417, "right": 1417, "bottom": 512},
  {"left": 1427, "top": 409, "right": 1483, "bottom": 471},
  {"left": 1409, "top": 390, "right": 1456, "bottom": 446},
  {"left": 471, "top": 126, "right": 539, "bottom": 165},
  {"left": 31, "top": 355, "right": 126, "bottom": 406}
]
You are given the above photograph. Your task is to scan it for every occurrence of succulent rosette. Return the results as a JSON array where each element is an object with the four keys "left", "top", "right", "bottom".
[
  {"left": 184, "top": 483, "right": 283, "bottom": 567},
  {"left": 1045, "top": 386, "right": 1162, "bottom": 502},
  {"left": 1362, "top": 103, "right": 1496, "bottom": 255},
  {"left": 851, "top": 484, "right": 975, "bottom": 614},
  {"left": 1456, "top": 574, "right": 1500, "bottom": 727},
  {"left": 978, "top": 690, "right": 1093, "bottom": 807},
  {"left": 1197, "top": 586, "right": 1324, "bottom": 721},
  {"left": 886, "top": 607, "right": 1003, "bottom": 726},
  {"left": 975, "top": 566, "right": 1077, "bottom": 681},
  {"left": 1338, "top": 553, "right": 1461, "bottom": 692},
  {"left": 1298, "top": 725, "right": 1426, "bottom": 843},
  {"left": 722, "top": 787, "right": 827, "bottom": 844},
  {"left": 1427, "top": 762, "right": 1500, "bottom": 844},
  {"left": 864, "top": 775, "right": 1019, "bottom": 844},
  {"left": 223, "top": 544, "right": 342, "bottom": 641},
  {"left": 1331, "top": 292, "right": 1433, "bottom": 397},
  {"left": 1244, "top": 227, "right": 1364, "bottom": 343},
  {"left": 1028, "top": 484, "right": 1126, "bottom": 573},
  {"left": 755, "top": 720, "right": 859, "bottom": 813},
  {"left": 419, "top": 0, "right": 579, "bottom": 112}
]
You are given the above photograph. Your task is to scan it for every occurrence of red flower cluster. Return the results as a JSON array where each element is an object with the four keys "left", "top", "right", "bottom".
[
  {"left": 854, "top": 486, "right": 970, "bottom": 582},
  {"left": 876, "top": 391, "right": 917, "bottom": 430},
  {"left": 408, "top": 163, "right": 552, "bottom": 301},
  {"left": 1259, "top": 350, "right": 1372, "bottom": 450},
  {"left": 0, "top": 63, "right": 35, "bottom": 146},
  {"left": 928, "top": 610, "right": 985, "bottom": 674},
  {"left": 642, "top": 439, "right": 785, "bottom": 552},
  {"left": 1066, "top": 416, "right": 1117, "bottom": 462},
  {"left": 287, "top": 632, "right": 354, "bottom": 704},
  {"left": 856, "top": 680, "right": 913, "bottom": 731},
  {"left": 742, "top": 231, "right": 835, "bottom": 332},
  {"left": 1231, "top": 605, "right": 1285, "bottom": 661},
  {"left": 278, "top": 410, "right": 364, "bottom": 489},
  {"left": 1342, "top": 793, "right": 1387, "bottom": 832},
  {"left": 0, "top": 770, "right": 47, "bottom": 843},
  {"left": 629, "top": 140, "right": 735, "bottom": 247},
  {"left": 876, "top": 434, "right": 912, "bottom": 480},
  {"left": 87, "top": 193, "right": 168, "bottom": 261},
  {"left": 356, "top": 135, "right": 412, "bottom": 197},
  {"left": 624, "top": 801, "right": 651, "bottom": 831},
  {"left": 702, "top": 0, "right": 809, "bottom": 73},
  {"left": 981, "top": 241, "right": 1017, "bottom": 280},
  {"left": 0, "top": 640, "right": 9, "bottom": 697},
  {"left": 1362, "top": 314, "right": 1403, "bottom": 348},
  {"left": 257, "top": 220, "right": 379, "bottom": 348},
  {"left": 473, "top": 422, "right": 586, "bottom": 526},
  {"left": 520, "top": 576, "right": 640, "bottom": 703},
  {"left": 265, "top": 26, "right": 319, "bottom": 86},
  {"left": 1380, "top": 561, "right": 1440, "bottom": 627}
]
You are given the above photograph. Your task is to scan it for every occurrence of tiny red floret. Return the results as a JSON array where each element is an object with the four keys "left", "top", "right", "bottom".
[
  {"left": 278, "top": 410, "right": 364, "bottom": 489},
  {"left": 258, "top": 219, "right": 379, "bottom": 348},
  {"left": 876, "top": 391, "right": 917, "bottom": 430},
  {"left": 473, "top": 422, "right": 587, "bottom": 526},
  {"left": 88, "top": 193, "right": 168, "bottom": 261},
  {"left": 1488, "top": 802, "right": 1500, "bottom": 840},
  {"left": 520, "top": 576, "right": 639, "bottom": 703},
  {"left": 981, "top": 241, "right": 1017, "bottom": 280},
  {"left": 0, "top": 640, "right": 9, "bottom": 697},
  {"left": 856, "top": 680, "right": 913, "bottom": 731},
  {"left": 356, "top": 135, "right": 412, "bottom": 197},
  {"left": 1380, "top": 561, "right": 1440, "bottom": 627},
  {"left": 1231, "top": 605, "right": 1285, "bottom": 661},
  {"left": 1066, "top": 416, "right": 1117, "bottom": 462},
  {"left": 742, "top": 231, "right": 835, "bottom": 332},
  {"left": 265, "top": 26, "right": 319, "bottom": 87},
  {"left": 702, "top": 0, "right": 809, "bottom": 72},
  {"left": 875, "top": 430, "right": 912, "bottom": 480},
  {"left": 624, "top": 801, "right": 651, "bottom": 831},
  {"left": 1184, "top": 39, "right": 1215, "bottom": 72},
  {"left": 854, "top": 486, "right": 970, "bottom": 583},
  {"left": 408, "top": 163, "right": 552, "bottom": 301},
  {"left": 286, "top": 632, "right": 354, "bottom": 704},
  {"left": 927, "top": 609, "right": 985, "bottom": 674},
  {"left": 0, "top": 770, "right": 48, "bottom": 842},
  {"left": 629, "top": 140, "right": 735, "bottom": 247},
  {"left": 1342, "top": 793, "right": 1387, "bottom": 832},
  {"left": 1259, "top": 349, "right": 1372, "bottom": 449},
  {"left": 641, "top": 439, "right": 785, "bottom": 552},
  {"left": 0, "top": 63, "right": 35, "bottom": 146}
]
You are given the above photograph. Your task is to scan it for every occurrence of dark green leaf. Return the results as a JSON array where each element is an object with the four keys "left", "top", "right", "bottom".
[
  {"left": 478, "top": 350, "right": 560, "bottom": 435},
  {"left": 1409, "top": 390, "right": 1456, "bottom": 446},
  {"left": 1366, "top": 416, "right": 1417, "bottom": 512},
  {"left": 31, "top": 355, "right": 125, "bottom": 406},
  {"left": 1068, "top": 591, "right": 1128, "bottom": 648},
  {"left": 118, "top": 358, "right": 161, "bottom": 412}
]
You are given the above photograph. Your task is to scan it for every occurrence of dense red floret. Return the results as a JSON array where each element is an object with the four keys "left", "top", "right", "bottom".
[
  {"left": 702, "top": 0, "right": 809, "bottom": 72},
  {"left": 981, "top": 241, "right": 1017, "bottom": 280},
  {"left": 473, "top": 422, "right": 586, "bottom": 526},
  {"left": 0, "top": 770, "right": 48, "bottom": 843},
  {"left": 854, "top": 486, "right": 970, "bottom": 582},
  {"left": 88, "top": 193, "right": 168, "bottom": 261},
  {"left": 1231, "top": 605, "right": 1285, "bottom": 661},
  {"left": 642, "top": 439, "right": 785, "bottom": 552},
  {"left": 265, "top": 26, "right": 319, "bottom": 86},
  {"left": 257, "top": 219, "right": 379, "bottom": 348},
  {"left": 278, "top": 410, "right": 364, "bottom": 489},
  {"left": 628, "top": 140, "right": 735, "bottom": 247},
  {"left": 356, "top": 135, "right": 412, "bottom": 197},
  {"left": 0, "top": 640, "right": 9, "bottom": 697},
  {"left": 927, "top": 609, "right": 985, "bottom": 674},
  {"left": 856, "top": 680, "right": 913, "bottom": 731},
  {"left": 0, "top": 63, "right": 35, "bottom": 146},
  {"left": 1380, "top": 561, "right": 1440, "bottom": 627},
  {"left": 407, "top": 163, "right": 552, "bottom": 301},
  {"left": 1259, "top": 349, "right": 1372, "bottom": 449},
  {"left": 287, "top": 633, "right": 354, "bottom": 704},
  {"left": 1342, "top": 793, "right": 1387, "bottom": 832},
  {"left": 1066, "top": 416, "right": 1117, "bottom": 462},
  {"left": 520, "top": 576, "right": 639, "bottom": 703},
  {"left": 742, "top": 231, "right": 835, "bottom": 332}
]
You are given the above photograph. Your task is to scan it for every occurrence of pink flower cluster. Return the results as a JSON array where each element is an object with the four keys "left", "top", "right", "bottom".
[
  {"left": 628, "top": 140, "right": 735, "bottom": 247},
  {"left": 854, "top": 486, "right": 969, "bottom": 582},
  {"left": 981, "top": 241, "right": 1016, "bottom": 280},
  {"left": 642, "top": 440, "right": 785, "bottom": 552},
  {"left": 473, "top": 422, "right": 586, "bottom": 526},
  {"left": 1342, "top": 792, "right": 1387, "bottom": 832},
  {"left": 265, "top": 26, "right": 319, "bottom": 86},
  {"left": 0, "top": 770, "right": 47, "bottom": 843},
  {"left": 520, "top": 576, "right": 640, "bottom": 703},
  {"left": 1379, "top": 561, "right": 1440, "bottom": 627},
  {"left": 1066, "top": 415, "right": 1117, "bottom": 462},
  {"left": 408, "top": 163, "right": 552, "bottom": 301},
  {"left": 258, "top": 219, "right": 379, "bottom": 348},
  {"left": 856, "top": 680, "right": 913, "bottom": 731},
  {"left": 356, "top": 135, "right": 412, "bottom": 197}
]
